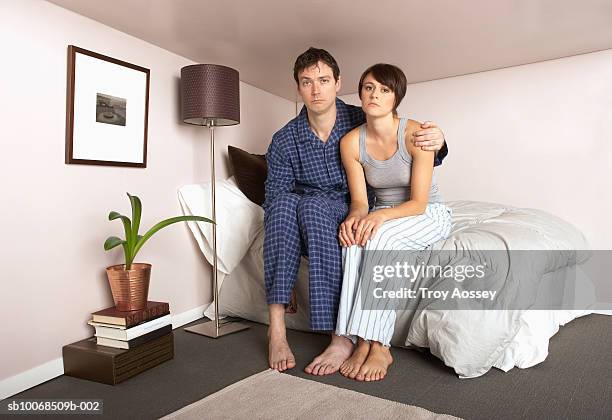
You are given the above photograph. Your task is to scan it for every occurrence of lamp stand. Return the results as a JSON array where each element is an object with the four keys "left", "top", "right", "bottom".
[{"left": 184, "top": 121, "right": 249, "bottom": 338}]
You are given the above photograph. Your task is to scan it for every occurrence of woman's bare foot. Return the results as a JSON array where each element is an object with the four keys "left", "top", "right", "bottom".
[
  {"left": 355, "top": 341, "right": 393, "bottom": 382},
  {"left": 305, "top": 334, "right": 354, "bottom": 376},
  {"left": 339, "top": 338, "right": 370, "bottom": 379},
  {"left": 268, "top": 327, "right": 296, "bottom": 372}
]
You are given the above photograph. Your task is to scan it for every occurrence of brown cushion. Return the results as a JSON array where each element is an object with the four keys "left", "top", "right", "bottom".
[{"left": 227, "top": 145, "right": 267, "bottom": 206}]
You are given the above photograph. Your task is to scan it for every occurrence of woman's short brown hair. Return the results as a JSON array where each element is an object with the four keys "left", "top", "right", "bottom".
[{"left": 358, "top": 63, "right": 407, "bottom": 113}]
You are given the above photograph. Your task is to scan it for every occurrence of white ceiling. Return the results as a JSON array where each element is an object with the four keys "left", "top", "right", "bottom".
[{"left": 48, "top": 0, "right": 612, "bottom": 101}]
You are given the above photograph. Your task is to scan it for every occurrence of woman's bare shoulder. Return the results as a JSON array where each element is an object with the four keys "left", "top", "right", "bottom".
[
  {"left": 342, "top": 126, "right": 360, "bottom": 142},
  {"left": 404, "top": 118, "right": 424, "bottom": 155},
  {"left": 405, "top": 118, "right": 422, "bottom": 135},
  {"left": 340, "top": 127, "right": 361, "bottom": 158},
  {"left": 341, "top": 127, "right": 360, "bottom": 147}
]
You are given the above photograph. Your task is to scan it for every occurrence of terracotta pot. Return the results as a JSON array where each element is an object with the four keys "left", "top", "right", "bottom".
[{"left": 106, "top": 263, "right": 151, "bottom": 311}]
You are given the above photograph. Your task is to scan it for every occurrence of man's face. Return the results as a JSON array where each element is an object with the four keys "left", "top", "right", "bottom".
[{"left": 296, "top": 61, "right": 341, "bottom": 116}]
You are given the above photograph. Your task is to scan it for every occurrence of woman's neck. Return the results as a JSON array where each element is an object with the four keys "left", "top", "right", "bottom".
[{"left": 366, "top": 113, "right": 399, "bottom": 142}]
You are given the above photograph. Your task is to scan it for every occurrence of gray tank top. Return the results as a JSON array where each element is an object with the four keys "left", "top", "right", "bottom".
[{"left": 359, "top": 118, "right": 442, "bottom": 207}]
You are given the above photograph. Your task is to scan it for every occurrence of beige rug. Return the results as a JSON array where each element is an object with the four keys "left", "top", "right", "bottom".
[{"left": 161, "top": 369, "right": 460, "bottom": 420}]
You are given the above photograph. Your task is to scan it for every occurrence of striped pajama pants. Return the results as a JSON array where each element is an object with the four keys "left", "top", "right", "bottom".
[{"left": 335, "top": 203, "right": 453, "bottom": 346}]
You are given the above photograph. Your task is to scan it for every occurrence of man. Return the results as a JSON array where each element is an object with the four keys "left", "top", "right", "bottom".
[{"left": 264, "top": 48, "right": 446, "bottom": 375}]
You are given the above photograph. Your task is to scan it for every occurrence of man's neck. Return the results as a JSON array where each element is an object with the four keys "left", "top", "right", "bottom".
[{"left": 306, "top": 105, "right": 337, "bottom": 143}]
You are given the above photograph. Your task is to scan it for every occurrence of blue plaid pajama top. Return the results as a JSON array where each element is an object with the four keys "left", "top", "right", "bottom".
[{"left": 264, "top": 99, "right": 365, "bottom": 208}]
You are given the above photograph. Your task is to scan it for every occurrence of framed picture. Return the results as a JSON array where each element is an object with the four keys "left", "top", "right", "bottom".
[{"left": 65, "top": 45, "right": 150, "bottom": 167}]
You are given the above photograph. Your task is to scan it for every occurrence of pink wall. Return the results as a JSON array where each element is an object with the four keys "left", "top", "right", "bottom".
[
  {"left": 341, "top": 50, "right": 612, "bottom": 249},
  {"left": 0, "top": 0, "right": 293, "bottom": 386}
]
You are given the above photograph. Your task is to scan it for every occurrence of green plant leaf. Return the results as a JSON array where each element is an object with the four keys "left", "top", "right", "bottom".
[
  {"left": 104, "top": 236, "right": 125, "bottom": 251},
  {"left": 122, "top": 242, "right": 131, "bottom": 270},
  {"left": 127, "top": 193, "right": 142, "bottom": 249},
  {"left": 108, "top": 211, "right": 133, "bottom": 260},
  {"left": 132, "top": 215, "right": 214, "bottom": 260}
]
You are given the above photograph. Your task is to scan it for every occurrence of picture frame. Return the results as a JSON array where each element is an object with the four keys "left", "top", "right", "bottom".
[{"left": 65, "top": 45, "right": 150, "bottom": 167}]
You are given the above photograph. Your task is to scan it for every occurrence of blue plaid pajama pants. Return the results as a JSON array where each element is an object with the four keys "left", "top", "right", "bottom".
[{"left": 264, "top": 193, "right": 349, "bottom": 331}]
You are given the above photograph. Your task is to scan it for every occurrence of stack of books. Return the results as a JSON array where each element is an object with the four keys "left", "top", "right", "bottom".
[
  {"left": 62, "top": 301, "right": 174, "bottom": 385},
  {"left": 88, "top": 301, "right": 172, "bottom": 349}
]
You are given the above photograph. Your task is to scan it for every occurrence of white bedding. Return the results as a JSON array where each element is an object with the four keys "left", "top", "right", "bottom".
[
  {"left": 178, "top": 179, "right": 264, "bottom": 275},
  {"left": 181, "top": 184, "right": 595, "bottom": 378},
  {"left": 400, "top": 201, "right": 594, "bottom": 377}
]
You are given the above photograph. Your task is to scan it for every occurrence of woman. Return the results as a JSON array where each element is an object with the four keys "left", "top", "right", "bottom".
[{"left": 335, "top": 64, "right": 452, "bottom": 381}]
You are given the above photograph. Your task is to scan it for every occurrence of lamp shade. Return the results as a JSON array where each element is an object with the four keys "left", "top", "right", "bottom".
[{"left": 181, "top": 64, "right": 240, "bottom": 126}]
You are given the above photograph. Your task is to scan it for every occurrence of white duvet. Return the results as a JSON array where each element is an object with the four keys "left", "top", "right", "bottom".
[
  {"left": 401, "top": 201, "right": 594, "bottom": 377},
  {"left": 180, "top": 182, "right": 594, "bottom": 378}
]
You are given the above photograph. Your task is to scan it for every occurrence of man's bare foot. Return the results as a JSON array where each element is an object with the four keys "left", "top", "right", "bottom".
[
  {"left": 268, "top": 327, "right": 296, "bottom": 372},
  {"left": 305, "top": 334, "right": 354, "bottom": 376},
  {"left": 339, "top": 338, "right": 370, "bottom": 379},
  {"left": 355, "top": 341, "right": 393, "bottom": 382}
]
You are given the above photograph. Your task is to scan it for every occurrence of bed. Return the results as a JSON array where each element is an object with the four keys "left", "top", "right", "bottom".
[{"left": 178, "top": 178, "right": 595, "bottom": 378}]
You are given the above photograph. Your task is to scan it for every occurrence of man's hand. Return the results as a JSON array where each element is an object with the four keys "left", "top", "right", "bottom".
[{"left": 412, "top": 121, "right": 445, "bottom": 152}]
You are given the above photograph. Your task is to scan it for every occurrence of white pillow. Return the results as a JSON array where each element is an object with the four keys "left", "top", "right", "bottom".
[{"left": 178, "top": 177, "right": 264, "bottom": 274}]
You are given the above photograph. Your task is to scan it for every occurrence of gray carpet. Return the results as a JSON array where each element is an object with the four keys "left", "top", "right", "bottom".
[{"left": 6, "top": 314, "right": 612, "bottom": 420}]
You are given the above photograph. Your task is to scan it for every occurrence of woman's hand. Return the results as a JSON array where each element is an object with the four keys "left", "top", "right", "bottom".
[
  {"left": 339, "top": 214, "right": 362, "bottom": 247},
  {"left": 354, "top": 211, "right": 388, "bottom": 246}
]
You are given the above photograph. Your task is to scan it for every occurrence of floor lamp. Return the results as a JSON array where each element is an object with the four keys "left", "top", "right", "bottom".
[{"left": 180, "top": 64, "right": 249, "bottom": 338}]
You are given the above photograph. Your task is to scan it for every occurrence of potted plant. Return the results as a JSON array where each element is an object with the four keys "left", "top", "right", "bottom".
[{"left": 104, "top": 193, "right": 212, "bottom": 311}]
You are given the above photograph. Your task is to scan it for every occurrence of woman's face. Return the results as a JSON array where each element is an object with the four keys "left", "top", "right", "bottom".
[{"left": 360, "top": 73, "right": 395, "bottom": 117}]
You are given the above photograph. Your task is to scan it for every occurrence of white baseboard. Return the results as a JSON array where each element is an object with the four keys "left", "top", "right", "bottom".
[
  {"left": 0, "top": 304, "right": 211, "bottom": 401},
  {"left": 592, "top": 303, "right": 612, "bottom": 316},
  {"left": 0, "top": 358, "right": 64, "bottom": 401},
  {"left": 171, "top": 304, "right": 209, "bottom": 328},
  {"left": 593, "top": 309, "right": 612, "bottom": 316}
]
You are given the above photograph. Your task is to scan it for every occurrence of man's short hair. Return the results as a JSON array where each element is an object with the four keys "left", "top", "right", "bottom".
[
  {"left": 358, "top": 63, "right": 407, "bottom": 114},
  {"left": 293, "top": 47, "right": 340, "bottom": 84}
]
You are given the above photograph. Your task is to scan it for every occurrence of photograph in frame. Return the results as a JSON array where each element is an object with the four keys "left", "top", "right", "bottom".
[{"left": 65, "top": 45, "right": 150, "bottom": 167}]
